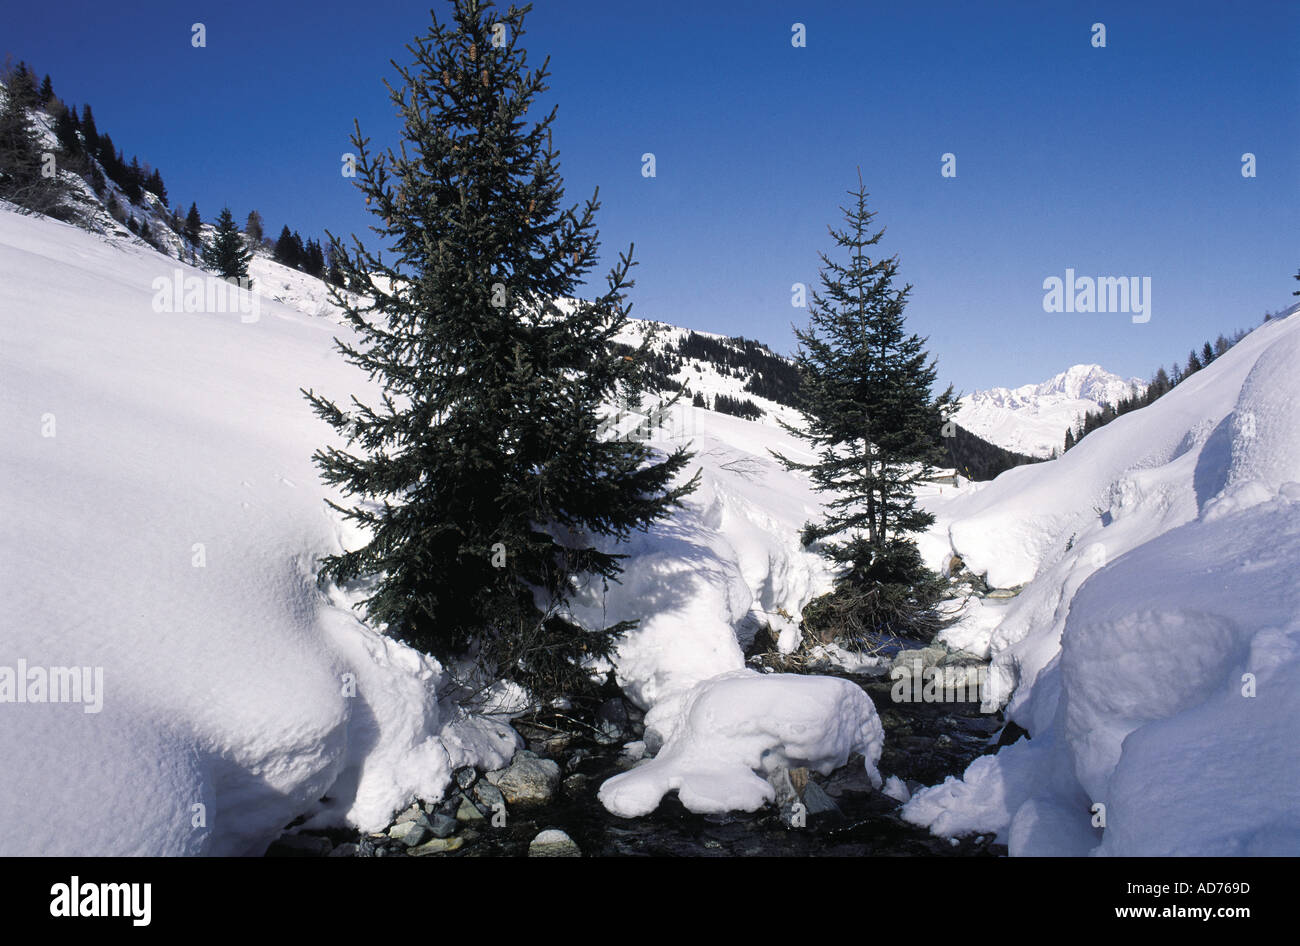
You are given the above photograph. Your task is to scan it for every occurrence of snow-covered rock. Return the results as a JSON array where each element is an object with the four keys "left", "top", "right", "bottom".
[{"left": 598, "top": 671, "right": 884, "bottom": 817}]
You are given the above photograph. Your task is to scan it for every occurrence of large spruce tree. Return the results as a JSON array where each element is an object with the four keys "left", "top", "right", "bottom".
[
  {"left": 201, "top": 207, "right": 253, "bottom": 285},
  {"left": 774, "top": 176, "right": 954, "bottom": 643},
  {"left": 304, "top": 0, "right": 696, "bottom": 698}
]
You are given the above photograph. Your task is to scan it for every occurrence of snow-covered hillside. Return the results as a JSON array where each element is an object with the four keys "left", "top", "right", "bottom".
[
  {"left": 4, "top": 193, "right": 1295, "bottom": 857},
  {"left": 0, "top": 207, "right": 870, "bottom": 853},
  {"left": 957, "top": 364, "right": 1145, "bottom": 458},
  {"left": 0, "top": 207, "right": 534, "bottom": 855},
  {"left": 909, "top": 312, "right": 1300, "bottom": 855}
]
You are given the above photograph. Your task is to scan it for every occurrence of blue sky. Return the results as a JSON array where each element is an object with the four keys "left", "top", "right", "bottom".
[{"left": 6, "top": 0, "right": 1297, "bottom": 392}]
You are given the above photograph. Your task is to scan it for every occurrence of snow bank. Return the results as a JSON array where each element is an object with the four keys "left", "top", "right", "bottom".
[
  {"left": 1, "top": 206, "right": 866, "bottom": 847},
  {"left": 566, "top": 404, "right": 836, "bottom": 709},
  {"left": 598, "top": 671, "right": 883, "bottom": 817},
  {"left": 561, "top": 402, "right": 895, "bottom": 818},
  {"left": 0, "top": 210, "right": 515, "bottom": 855},
  {"left": 904, "top": 309, "right": 1300, "bottom": 854}
]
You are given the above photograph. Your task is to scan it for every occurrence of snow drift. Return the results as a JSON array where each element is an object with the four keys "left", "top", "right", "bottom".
[
  {"left": 905, "top": 308, "right": 1300, "bottom": 855},
  {"left": 0, "top": 209, "right": 517, "bottom": 855},
  {"left": 0, "top": 206, "right": 855, "bottom": 848},
  {"left": 598, "top": 670, "right": 883, "bottom": 818}
]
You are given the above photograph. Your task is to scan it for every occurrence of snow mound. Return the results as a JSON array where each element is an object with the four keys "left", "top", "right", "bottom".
[
  {"left": 598, "top": 671, "right": 883, "bottom": 817},
  {"left": 567, "top": 407, "right": 836, "bottom": 708},
  {"left": 904, "top": 309, "right": 1300, "bottom": 855},
  {"left": 0, "top": 209, "right": 516, "bottom": 855}
]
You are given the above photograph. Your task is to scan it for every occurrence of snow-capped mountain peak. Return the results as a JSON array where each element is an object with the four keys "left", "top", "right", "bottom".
[{"left": 956, "top": 364, "right": 1146, "bottom": 458}]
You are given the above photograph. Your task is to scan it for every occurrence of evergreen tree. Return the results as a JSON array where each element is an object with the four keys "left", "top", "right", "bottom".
[
  {"left": 201, "top": 207, "right": 253, "bottom": 285},
  {"left": 53, "top": 104, "right": 80, "bottom": 156},
  {"left": 273, "top": 225, "right": 300, "bottom": 267},
  {"left": 123, "top": 155, "right": 144, "bottom": 204},
  {"left": 244, "top": 209, "right": 264, "bottom": 245},
  {"left": 0, "top": 75, "right": 71, "bottom": 216},
  {"left": 772, "top": 175, "right": 955, "bottom": 643},
  {"left": 1186, "top": 348, "right": 1203, "bottom": 375},
  {"left": 303, "top": 237, "right": 326, "bottom": 278},
  {"left": 4, "top": 63, "right": 38, "bottom": 109},
  {"left": 79, "top": 104, "right": 98, "bottom": 154},
  {"left": 184, "top": 202, "right": 202, "bottom": 244},
  {"left": 326, "top": 243, "right": 347, "bottom": 287},
  {"left": 302, "top": 0, "right": 697, "bottom": 699},
  {"left": 1149, "top": 365, "right": 1171, "bottom": 403},
  {"left": 1200, "top": 340, "right": 1214, "bottom": 366},
  {"left": 1064, "top": 426, "right": 1076, "bottom": 452},
  {"left": 146, "top": 167, "right": 167, "bottom": 204},
  {"left": 38, "top": 75, "right": 54, "bottom": 106}
]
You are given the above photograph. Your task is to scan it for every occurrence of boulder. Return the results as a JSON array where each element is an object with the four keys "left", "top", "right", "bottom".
[
  {"left": 388, "top": 820, "right": 431, "bottom": 847},
  {"left": 472, "top": 780, "right": 506, "bottom": 812},
  {"left": 409, "top": 836, "right": 464, "bottom": 856},
  {"left": 392, "top": 804, "right": 428, "bottom": 827},
  {"left": 428, "top": 812, "right": 459, "bottom": 839},
  {"left": 456, "top": 795, "right": 485, "bottom": 823},
  {"left": 527, "top": 829, "right": 581, "bottom": 858},
  {"left": 801, "top": 779, "right": 841, "bottom": 816},
  {"left": 485, "top": 754, "right": 561, "bottom": 807}
]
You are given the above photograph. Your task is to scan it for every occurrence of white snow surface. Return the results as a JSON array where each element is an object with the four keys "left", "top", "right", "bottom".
[
  {"left": 956, "top": 363, "right": 1144, "bottom": 459},
  {"left": 597, "top": 670, "right": 883, "bottom": 818},
  {"left": 905, "top": 308, "right": 1300, "bottom": 855},
  {"left": 0, "top": 209, "right": 518, "bottom": 855},
  {"left": 0, "top": 207, "right": 860, "bottom": 848},
  {"left": 9, "top": 195, "right": 1293, "bottom": 853}
]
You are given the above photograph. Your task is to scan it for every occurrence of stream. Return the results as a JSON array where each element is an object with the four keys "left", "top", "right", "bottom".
[{"left": 268, "top": 657, "right": 1012, "bottom": 858}]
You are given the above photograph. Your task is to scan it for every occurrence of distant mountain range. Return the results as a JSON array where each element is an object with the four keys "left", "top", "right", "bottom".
[{"left": 956, "top": 364, "right": 1147, "bottom": 458}]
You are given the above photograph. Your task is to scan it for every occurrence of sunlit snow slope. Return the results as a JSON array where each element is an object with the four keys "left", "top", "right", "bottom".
[
  {"left": 0, "top": 209, "right": 520, "bottom": 855},
  {"left": 909, "top": 307, "right": 1300, "bottom": 855}
]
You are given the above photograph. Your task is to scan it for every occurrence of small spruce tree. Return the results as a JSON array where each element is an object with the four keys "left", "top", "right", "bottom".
[
  {"left": 184, "top": 202, "right": 203, "bottom": 244},
  {"left": 244, "top": 209, "right": 264, "bottom": 245},
  {"left": 773, "top": 175, "right": 955, "bottom": 644},
  {"left": 273, "top": 225, "right": 300, "bottom": 267},
  {"left": 201, "top": 207, "right": 253, "bottom": 285}
]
